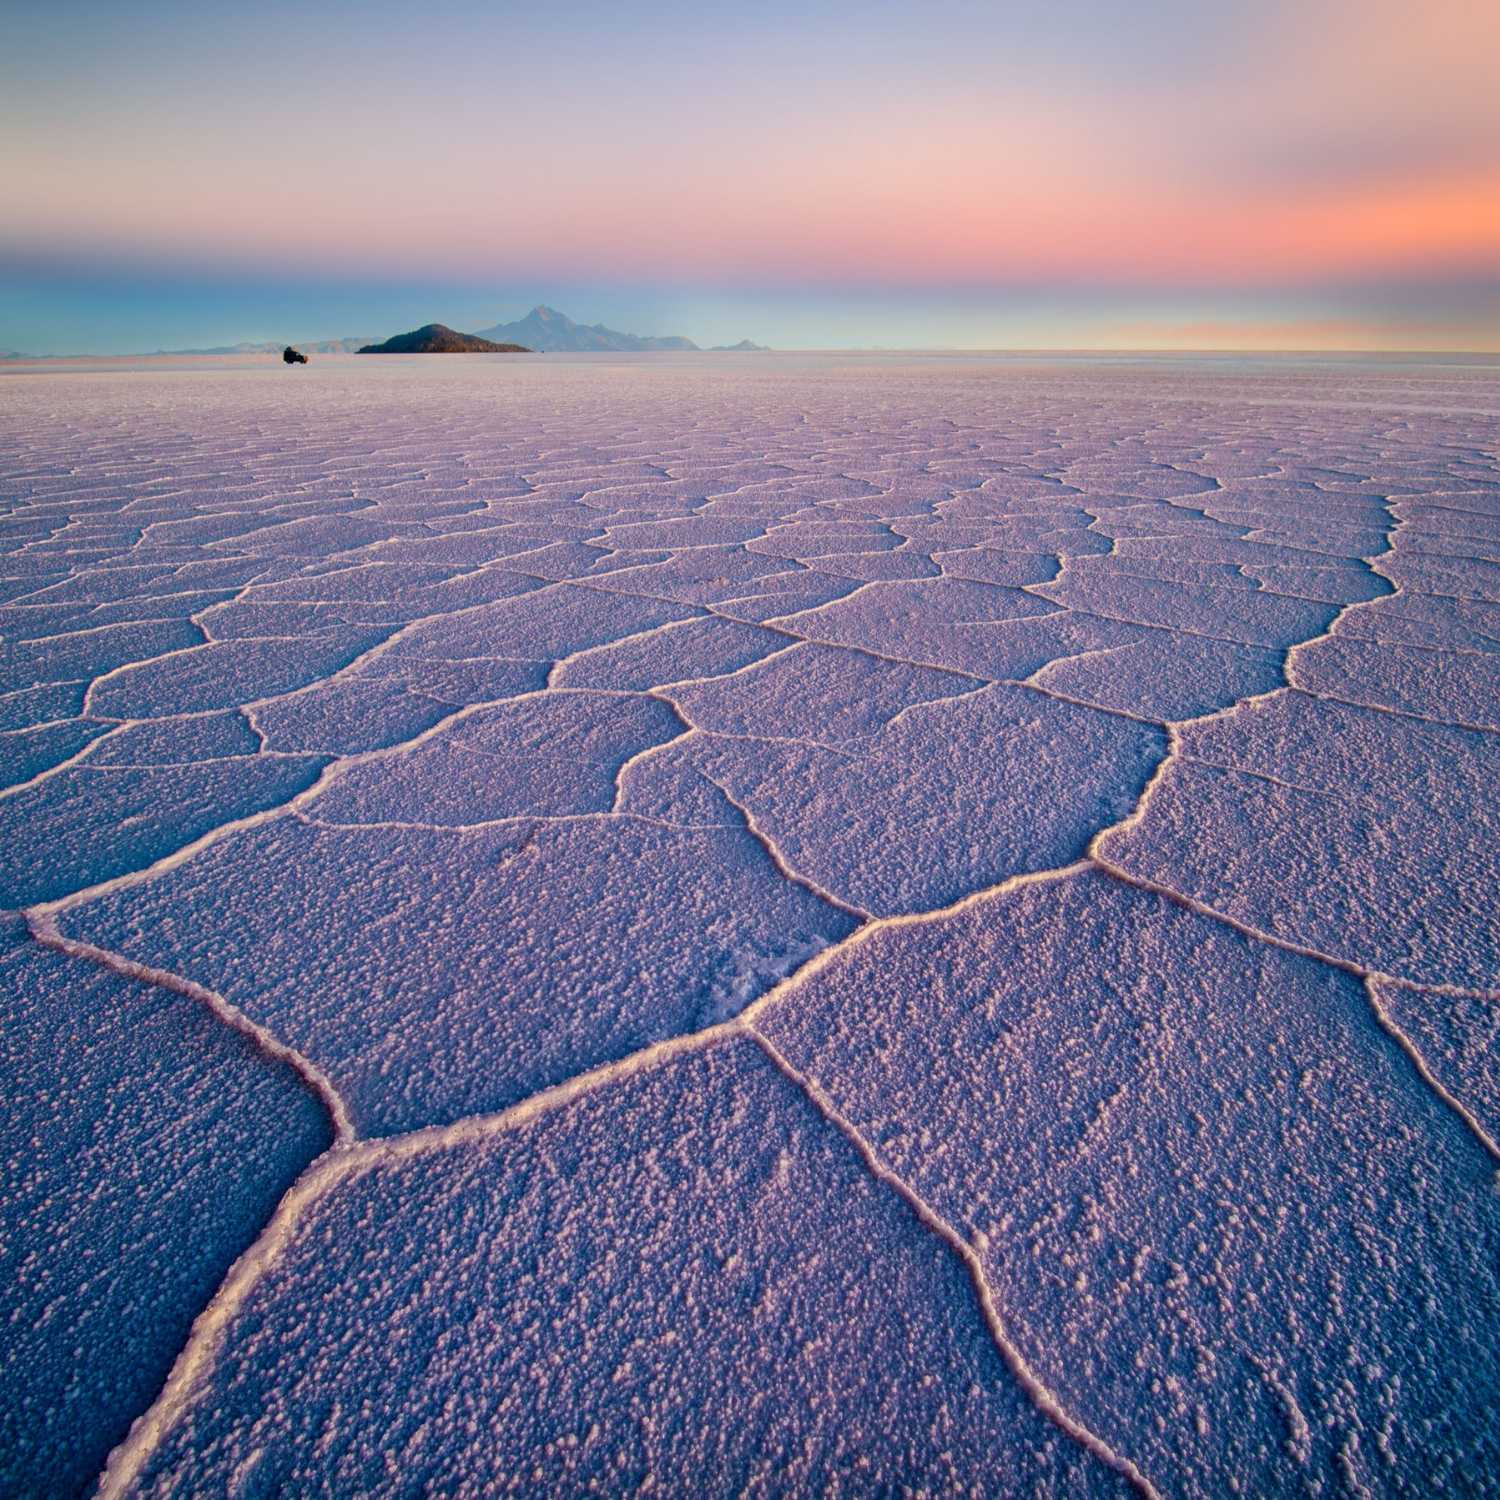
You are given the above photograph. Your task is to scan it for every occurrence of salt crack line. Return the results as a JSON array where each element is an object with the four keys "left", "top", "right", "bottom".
[
  {"left": 735, "top": 859, "right": 1095, "bottom": 1037},
  {"left": 610, "top": 723, "right": 697, "bottom": 813},
  {"left": 294, "top": 808, "right": 731, "bottom": 837},
  {"left": 100, "top": 1012, "right": 760, "bottom": 1499},
  {"left": 1280, "top": 501, "right": 1398, "bottom": 689},
  {"left": 878, "top": 677, "right": 995, "bottom": 733},
  {"left": 1177, "top": 755, "right": 1346, "bottom": 803},
  {"left": 305, "top": 1022, "right": 749, "bottom": 1168},
  {"left": 1007, "top": 677, "right": 1166, "bottom": 728},
  {"left": 1361, "top": 977, "right": 1500, "bottom": 1165},
  {"left": 78, "top": 637, "right": 212, "bottom": 718},
  {"left": 1086, "top": 712, "right": 1499, "bottom": 1007},
  {"left": 1082, "top": 635, "right": 1500, "bottom": 1161},
  {"left": 1022, "top": 597, "right": 1306, "bottom": 653},
  {"left": 80, "top": 858, "right": 1107, "bottom": 1495},
  {"left": 1286, "top": 681, "right": 1500, "bottom": 738},
  {"left": 700, "top": 774, "right": 873, "bottom": 922},
  {"left": 26, "top": 683, "right": 633, "bottom": 919},
  {"left": 544, "top": 612, "right": 711, "bottom": 689},
  {"left": 1318, "top": 627, "right": 1500, "bottom": 662},
  {"left": 746, "top": 1024, "right": 1164, "bottom": 1500},
  {"left": 664, "top": 720, "right": 866, "bottom": 762},
  {"left": 719, "top": 612, "right": 994, "bottom": 684},
  {"left": 91, "top": 1143, "right": 354, "bottom": 1500},
  {"left": 1086, "top": 854, "right": 1500, "bottom": 1160},
  {"left": 647, "top": 639, "right": 804, "bottom": 695},
  {"left": 26, "top": 915, "right": 355, "bottom": 1147},
  {"left": 25, "top": 759, "right": 345, "bottom": 920},
  {"left": 0, "top": 721, "right": 127, "bottom": 801}
]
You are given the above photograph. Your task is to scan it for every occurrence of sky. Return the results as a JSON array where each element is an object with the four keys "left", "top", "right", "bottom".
[{"left": 2, "top": 0, "right": 1498, "bottom": 353}]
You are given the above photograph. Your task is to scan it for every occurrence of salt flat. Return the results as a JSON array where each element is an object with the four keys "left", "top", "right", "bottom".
[{"left": 2, "top": 351, "right": 1498, "bottom": 1496}]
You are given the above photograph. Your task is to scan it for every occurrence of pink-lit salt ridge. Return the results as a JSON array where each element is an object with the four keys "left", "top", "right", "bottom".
[{"left": 1, "top": 353, "right": 1498, "bottom": 1496}]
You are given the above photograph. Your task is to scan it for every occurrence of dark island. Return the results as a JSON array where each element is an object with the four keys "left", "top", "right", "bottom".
[{"left": 358, "top": 324, "right": 531, "bottom": 354}]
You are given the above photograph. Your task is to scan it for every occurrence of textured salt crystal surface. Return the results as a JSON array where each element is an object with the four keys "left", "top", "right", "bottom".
[
  {"left": 129, "top": 1040, "right": 1130, "bottom": 1497},
  {"left": 1, "top": 352, "right": 1497, "bottom": 1496},
  {"left": 65, "top": 812, "right": 856, "bottom": 1135},
  {"left": 0, "top": 926, "right": 330, "bottom": 1499},
  {"left": 755, "top": 869, "right": 1500, "bottom": 1496},
  {"left": 1097, "top": 690, "right": 1500, "bottom": 989}
]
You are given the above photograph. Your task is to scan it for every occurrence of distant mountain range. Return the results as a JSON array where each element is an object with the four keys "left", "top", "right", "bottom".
[
  {"left": 358, "top": 324, "right": 530, "bottom": 354},
  {"left": 2, "top": 337, "right": 380, "bottom": 358},
  {"left": 1, "top": 307, "right": 768, "bottom": 359},
  {"left": 475, "top": 306, "right": 766, "bottom": 353},
  {"left": 475, "top": 304, "right": 691, "bottom": 351},
  {"left": 218, "top": 337, "right": 378, "bottom": 355},
  {"left": 139, "top": 337, "right": 380, "bottom": 356}
]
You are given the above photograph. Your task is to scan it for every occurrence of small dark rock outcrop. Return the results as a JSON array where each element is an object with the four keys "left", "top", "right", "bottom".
[
  {"left": 357, "top": 324, "right": 531, "bottom": 355},
  {"left": 283, "top": 346, "right": 308, "bottom": 364}
]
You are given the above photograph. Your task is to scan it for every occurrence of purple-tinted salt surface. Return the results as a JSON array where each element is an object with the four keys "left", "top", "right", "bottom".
[
  {"left": 128, "top": 1040, "right": 1131, "bottom": 1497},
  {"left": 755, "top": 869, "right": 1500, "bottom": 1496},
  {"left": 1, "top": 352, "right": 1498, "bottom": 1497},
  {"left": 0, "top": 921, "right": 330, "bottom": 1499}
]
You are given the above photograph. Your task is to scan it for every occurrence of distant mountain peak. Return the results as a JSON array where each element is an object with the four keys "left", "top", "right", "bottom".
[
  {"left": 474, "top": 306, "right": 692, "bottom": 352},
  {"left": 474, "top": 305, "right": 759, "bottom": 354}
]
